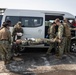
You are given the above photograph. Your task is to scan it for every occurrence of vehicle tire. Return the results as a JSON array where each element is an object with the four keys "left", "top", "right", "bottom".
[{"left": 71, "top": 40, "right": 76, "bottom": 52}]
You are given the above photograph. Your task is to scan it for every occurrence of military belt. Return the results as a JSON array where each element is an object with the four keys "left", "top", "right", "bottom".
[
  {"left": 0, "top": 40, "right": 9, "bottom": 44},
  {"left": 0, "top": 39, "right": 8, "bottom": 41}
]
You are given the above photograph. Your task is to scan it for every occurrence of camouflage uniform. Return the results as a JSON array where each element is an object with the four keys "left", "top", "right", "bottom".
[
  {"left": 0, "top": 27, "right": 11, "bottom": 64},
  {"left": 12, "top": 22, "right": 24, "bottom": 55},
  {"left": 63, "top": 23, "right": 76, "bottom": 54},
  {"left": 12, "top": 22, "right": 24, "bottom": 42},
  {"left": 46, "top": 24, "right": 57, "bottom": 54},
  {"left": 12, "top": 27, "right": 23, "bottom": 41},
  {"left": 56, "top": 24, "right": 66, "bottom": 57},
  {"left": 15, "top": 38, "right": 57, "bottom": 46},
  {"left": 11, "top": 36, "right": 62, "bottom": 57},
  {"left": 63, "top": 23, "right": 71, "bottom": 53}
]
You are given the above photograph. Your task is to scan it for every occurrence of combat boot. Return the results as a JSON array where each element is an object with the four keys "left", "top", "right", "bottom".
[
  {"left": 55, "top": 54, "right": 62, "bottom": 59},
  {"left": 46, "top": 52, "right": 53, "bottom": 56},
  {"left": 4, "top": 60, "right": 8, "bottom": 65}
]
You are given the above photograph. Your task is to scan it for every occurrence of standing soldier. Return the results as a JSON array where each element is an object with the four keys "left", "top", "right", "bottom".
[
  {"left": 0, "top": 23, "right": 11, "bottom": 65},
  {"left": 55, "top": 18, "right": 66, "bottom": 58},
  {"left": 63, "top": 18, "right": 76, "bottom": 54},
  {"left": 46, "top": 22, "right": 57, "bottom": 55}
]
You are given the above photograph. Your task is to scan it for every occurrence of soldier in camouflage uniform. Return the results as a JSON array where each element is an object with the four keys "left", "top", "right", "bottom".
[
  {"left": 12, "top": 21, "right": 24, "bottom": 42},
  {"left": 63, "top": 18, "right": 76, "bottom": 54},
  {"left": 12, "top": 37, "right": 60, "bottom": 54},
  {"left": 13, "top": 38, "right": 55, "bottom": 46},
  {"left": 12, "top": 37, "right": 58, "bottom": 56},
  {"left": 12, "top": 21, "right": 24, "bottom": 56},
  {"left": 46, "top": 22, "right": 57, "bottom": 55},
  {"left": 0, "top": 23, "right": 12, "bottom": 64},
  {"left": 55, "top": 18, "right": 66, "bottom": 58}
]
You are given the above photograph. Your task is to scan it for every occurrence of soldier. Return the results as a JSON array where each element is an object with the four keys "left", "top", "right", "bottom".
[
  {"left": 12, "top": 37, "right": 60, "bottom": 56},
  {"left": 63, "top": 18, "right": 76, "bottom": 54},
  {"left": 12, "top": 21, "right": 24, "bottom": 42},
  {"left": 12, "top": 21, "right": 24, "bottom": 56},
  {"left": 55, "top": 18, "right": 66, "bottom": 58},
  {"left": 0, "top": 23, "right": 12, "bottom": 64},
  {"left": 46, "top": 22, "right": 57, "bottom": 55}
]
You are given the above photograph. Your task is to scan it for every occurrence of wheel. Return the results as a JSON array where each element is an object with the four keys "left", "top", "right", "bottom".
[
  {"left": 71, "top": 40, "right": 76, "bottom": 52},
  {"left": 20, "top": 46, "right": 25, "bottom": 51}
]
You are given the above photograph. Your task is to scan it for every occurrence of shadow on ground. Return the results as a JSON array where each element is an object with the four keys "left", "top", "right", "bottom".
[{"left": 3, "top": 51, "right": 76, "bottom": 75}]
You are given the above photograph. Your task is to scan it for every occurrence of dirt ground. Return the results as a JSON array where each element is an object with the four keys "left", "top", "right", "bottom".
[{"left": 0, "top": 53, "right": 76, "bottom": 75}]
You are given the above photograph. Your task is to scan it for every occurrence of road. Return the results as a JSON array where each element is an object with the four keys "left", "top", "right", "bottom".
[{"left": 0, "top": 48, "right": 76, "bottom": 75}]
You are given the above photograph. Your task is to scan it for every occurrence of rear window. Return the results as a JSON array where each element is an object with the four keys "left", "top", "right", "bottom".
[{"left": 5, "top": 16, "right": 43, "bottom": 27}]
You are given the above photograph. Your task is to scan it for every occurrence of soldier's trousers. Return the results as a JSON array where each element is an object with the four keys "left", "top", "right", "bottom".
[
  {"left": 64, "top": 36, "right": 71, "bottom": 53},
  {"left": 58, "top": 37, "right": 66, "bottom": 56},
  {"left": 0, "top": 41, "right": 11, "bottom": 62},
  {"left": 12, "top": 35, "right": 16, "bottom": 42},
  {"left": 46, "top": 43, "right": 56, "bottom": 54},
  {"left": 11, "top": 43, "right": 21, "bottom": 54}
]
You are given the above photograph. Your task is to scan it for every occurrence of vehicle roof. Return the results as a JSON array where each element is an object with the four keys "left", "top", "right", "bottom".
[{"left": 5, "top": 9, "right": 75, "bottom": 19}]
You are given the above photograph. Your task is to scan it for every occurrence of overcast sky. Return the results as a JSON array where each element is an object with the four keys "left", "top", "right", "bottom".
[{"left": 0, "top": 0, "right": 76, "bottom": 16}]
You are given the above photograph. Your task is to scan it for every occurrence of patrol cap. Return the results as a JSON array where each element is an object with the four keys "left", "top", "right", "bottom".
[
  {"left": 18, "top": 21, "right": 21, "bottom": 24},
  {"left": 52, "top": 22, "right": 56, "bottom": 25},
  {"left": 55, "top": 18, "right": 60, "bottom": 23},
  {"left": 6, "top": 20, "right": 11, "bottom": 23},
  {"left": 5, "top": 20, "right": 11, "bottom": 26},
  {"left": 17, "top": 21, "right": 22, "bottom": 25},
  {"left": 2, "top": 23, "right": 9, "bottom": 27}
]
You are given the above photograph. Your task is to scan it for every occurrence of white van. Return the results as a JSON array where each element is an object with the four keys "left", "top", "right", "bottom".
[{"left": 1, "top": 9, "right": 76, "bottom": 51}]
